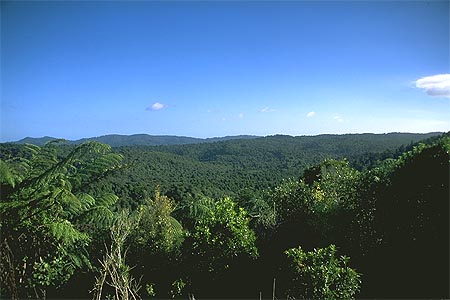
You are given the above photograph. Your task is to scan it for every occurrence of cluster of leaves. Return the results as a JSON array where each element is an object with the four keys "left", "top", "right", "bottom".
[
  {"left": 125, "top": 193, "right": 259, "bottom": 298},
  {"left": 132, "top": 188, "right": 184, "bottom": 255},
  {"left": 188, "top": 196, "right": 258, "bottom": 272},
  {"left": 284, "top": 244, "right": 361, "bottom": 299}
]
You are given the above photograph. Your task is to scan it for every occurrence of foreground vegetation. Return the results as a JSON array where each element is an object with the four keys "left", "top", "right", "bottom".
[{"left": 0, "top": 133, "right": 448, "bottom": 299}]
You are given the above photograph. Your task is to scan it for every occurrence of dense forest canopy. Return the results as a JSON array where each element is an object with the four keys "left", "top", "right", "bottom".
[
  {"left": 6, "top": 133, "right": 441, "bottom": 207},
  {"left": 0, "top": 132, "right": 448, "bottom": 299}
]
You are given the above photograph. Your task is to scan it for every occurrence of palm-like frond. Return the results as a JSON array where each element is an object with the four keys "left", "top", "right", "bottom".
[
  {"left": 78, "top": 206, "right": 116, "bottom": 229},
  {"left": 95, "top": 193, "right": 119, "bottom": 208},
  {"left": 187, "top": 196, "right": 215, "bottom": 220},
  {"left": 47, "top": 220, "right": 90, "bottom": 244},
  {"left": 1, "top": 141, "right": 124, "bottom": 298},
  {"left": 0, "top": 160, "right": 15, "bottom": 187}
]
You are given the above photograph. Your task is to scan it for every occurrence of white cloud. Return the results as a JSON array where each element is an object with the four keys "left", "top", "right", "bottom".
[
  {"left": 306, "top": 111, "right": 316, "bottom": 118},
  {"left": 415, "top": 74, "right": 450, "bottom": 98},
  {"left": 333, "top": 115, "right": 344, "bottom": 123},
  {"left": 238, "top": 112, "right": 244, "bottom": 119},
  {"left": 146, "top": 102, "right": 166, "bottom": 111},
  {"left": 260, "top": 107, "right": 276, "bottom": 113}
]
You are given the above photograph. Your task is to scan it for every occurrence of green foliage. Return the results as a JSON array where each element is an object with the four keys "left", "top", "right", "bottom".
[
  {"left": 284, "top": 244, "right": 361, "bottom": 299},
  {"left": 267, "top": 160, "right": 360, "bottom": 244},
  {"left": 132, "top": 188, "right": 184, "bottom": 255},
  {"left": 0, "top": 160, "right": 15, "bottom": 187},
  {"left": 0, "top": 133, "right": 447, "bottom": 298},
  {"left": 304, "top": 160, "right": 360, "bottom": 243},
  {"left": 189, "top": 196, "right": 258, "bottom": 272},
  {"left": 356, "top": 136, "right": 450, "bottom": 298},
  {"left": 123, "top": 189, "right": 185, "bottom": 298},
  {"left": 145, "top": 283, "right": 156, "bottom": 297},
  {"left": 0, "top": 141, "right": 123, "bottom": 299},
  {"left": 271, "top": 179, "right": 313, "bottom": 223},
  {"left": 170, "top": 278, "right": 187, "bottom": 298},
  {"left": 57, "top": 133, "right": 439, "bottom": 208},
  {"left": 31, "top": 248, "right": 75, "bottom": 288},
  {"left": 237, "top": 189, "right": 278, "bottom": 237}
]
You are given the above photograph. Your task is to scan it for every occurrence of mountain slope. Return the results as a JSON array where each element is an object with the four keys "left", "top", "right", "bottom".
[
  {"left": 15, "top": 136, "right": 62, "bottom": 146},
  {"left": 8, "top": 132, "right": 445, "bottom": 205},
  {"left": 97, "top": 132, "right": 445, "bottom": 204},
  {"left": 13, "top": 134, "right": 260, "bottom": 146}
]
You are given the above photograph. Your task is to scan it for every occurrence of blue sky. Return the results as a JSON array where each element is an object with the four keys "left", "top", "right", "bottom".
[{"left": 1, "top": 1, "right": 449, "bottom": 141}]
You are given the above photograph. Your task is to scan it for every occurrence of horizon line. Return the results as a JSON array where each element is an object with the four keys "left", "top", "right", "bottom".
[{"left": 2, "top": 131, "right": 446, "bottom": 144}]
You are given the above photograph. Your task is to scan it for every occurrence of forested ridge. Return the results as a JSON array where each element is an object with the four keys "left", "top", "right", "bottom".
[
  {"left": 0, "top": 132, "right": 448, "bottom": 299},
  {"left": 13, "top": 134, "right": 260, "bottom": 147}
]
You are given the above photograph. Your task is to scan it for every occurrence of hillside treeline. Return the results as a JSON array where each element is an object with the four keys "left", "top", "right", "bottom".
[
  {"left": 0, "top": 133, "right": 448, "bottom": 299},
  {"left": 43, "top": 133, "right": 444, "bottom": 208}
]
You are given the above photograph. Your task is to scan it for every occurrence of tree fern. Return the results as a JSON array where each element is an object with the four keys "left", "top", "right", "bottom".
[
  {"left": 48, "top": 220, "right": 91, "bottom": 244},
  {"left": 191, "top": 196, "right": 216, "bottom": 220},
  {"left": 0, "top": 141, "right": 124, "bottom": 299},
  {"left": 0, "top": 160, "right": 15, "bottom": 187},
  {"left": 77, "top": 193, "right": 119, "bottom": 229}
]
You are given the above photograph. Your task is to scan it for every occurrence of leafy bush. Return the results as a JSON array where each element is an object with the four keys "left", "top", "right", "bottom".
[
  {"left": 190, "top": 196, "right": 258, "bottom": 272},
  {"left": 284, "top": 244, "right": 361, "bottom": 299}
]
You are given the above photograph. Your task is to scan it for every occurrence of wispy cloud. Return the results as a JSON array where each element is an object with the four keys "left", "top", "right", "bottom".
[
  {"left": 415, "top": 74, "right": 450, "bottom": 98},
  {"left": 260, "top": 107, "right": 276, "bottom": 113},
  {"left": 306, "top": 111, "right": 316, "bottom": 118},
  {"left": 333, "top": 115, "right": 344, "bottom": 123},
  {"left": 238, "top": 112, "right": 244, "bottom": 119},
  {"left": 146, "top": 102, "right": 166, "bottom": 111}
]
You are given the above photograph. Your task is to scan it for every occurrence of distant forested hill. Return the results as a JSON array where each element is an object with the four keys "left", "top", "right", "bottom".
[
  {"left": 12, "top": 133, "right": 440, "bottom": 148},
  {"left": 14, "top": 136, "right": 63, "bottom": 146},
  {"left": 13, "top": 134, "right": 259, "bottom": 146},
  {"left": 84, "top": 132, "right": 444, "bottom": 206},
  {"left": 4, "top": 132, "right": 443, "bottom": 207},
  {"left": 156, "top": 132, "right": 443, "bottom": 164}
]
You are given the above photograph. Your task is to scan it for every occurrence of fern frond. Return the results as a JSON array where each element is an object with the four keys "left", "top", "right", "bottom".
[
  {"left": 79, "top": 206, "right": 116, "bottom": 228},
  {"left": 66, "top": 250, "right": 92, "bottom": 270},
  {"left": 23, "top": 143, "right": 40, "bottom": 155},
  {"left": 188, "top": 196, "right": 215, "bottom": 220},
  {"left": 0, "top": 200, "right": 30, "bottom": 213},
  {"left": 77, "top": 193, "right": 96, "bottom": 210},
  {"left": 0, "top": 160, "right": 15, "bottom": 187},
  {"left": 47, "top": 220, "right": 90, "bottom": 244},
  {"left": 169, "top": 216, "right": 184, "bottom": 233},
  {"left": 96, "top": 193, "right": 119, "bottom": 208},
  {"left": 72, "top": 142, "right": 112, "bottom": 158}
]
